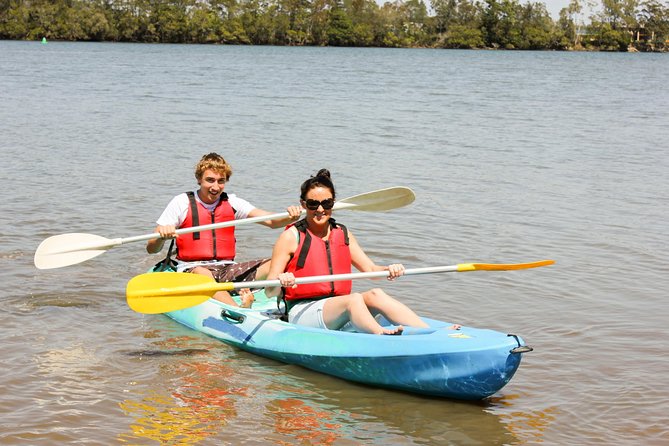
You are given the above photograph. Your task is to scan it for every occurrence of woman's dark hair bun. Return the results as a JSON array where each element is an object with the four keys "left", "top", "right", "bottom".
[
  {"left": 315, "top": 168, "right": 331, "bottom": 179},
  {"left": 300, "top": 168, "right": 336, "bottom": 200}
]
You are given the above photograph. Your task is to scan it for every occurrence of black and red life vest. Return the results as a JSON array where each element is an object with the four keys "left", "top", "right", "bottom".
[
  {"left": 176, "top": 191, "right": 236, "bottom": 261},
  {"left": 284, "top": 218, "right": 352, "bottom": 302}
]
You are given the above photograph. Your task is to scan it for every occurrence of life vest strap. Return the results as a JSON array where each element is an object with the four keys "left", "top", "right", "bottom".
[
  {"left": 293, "top": 218, "right": 348, "bottom": 269},
  {"left": 186, "top": 191, "right": 230, "bottom": 240}
]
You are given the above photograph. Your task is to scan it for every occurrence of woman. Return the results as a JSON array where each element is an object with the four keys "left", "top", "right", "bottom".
[{"left": 265, "top": 169, "right": 430, "bottom": 335}]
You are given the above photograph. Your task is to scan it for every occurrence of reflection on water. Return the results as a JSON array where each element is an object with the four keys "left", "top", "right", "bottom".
[
  {"left": 21, "top": 298, "right": 543, "bottom": 445},
  {"left": 115, "top": 325, "right": 529, "bottom": 445},
  {"left": 118, "top": 336, "right": 245, "bottom": 445},
  {"left": 119, "top": 394, "right": 222, "bottom": 444},
  {"left": 267, "top": 397, "right": 343, "bottom": 445},
  {"left": 489, "top": 394, "right": 559, "bottom": 444}
]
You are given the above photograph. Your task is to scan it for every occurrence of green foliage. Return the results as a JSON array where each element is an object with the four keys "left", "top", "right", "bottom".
[
  {"left": 327, "top": 5, "right": 355, "bottom": 46},
  {"left": 0, "top": 0, "right": 667, "bottom": 50},
  {"left": 636, "top": 0, "right": 669, "bottom": 50},
  {"left": 517, "top": 2, "right": 555, "bottom": 49},
  {"left": 599, "top": 0, "right": 639, "bottom": 28},
  {"left": 587, "top": 20, "right": 631, "bottom": 50},
  {"left": 441, "top": 23, "right": 485, "bottom": 48}
]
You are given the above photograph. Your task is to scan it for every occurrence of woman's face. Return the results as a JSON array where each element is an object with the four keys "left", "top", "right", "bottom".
[{"left": 302, "top": 186, "right": 335, "bottom": 225}]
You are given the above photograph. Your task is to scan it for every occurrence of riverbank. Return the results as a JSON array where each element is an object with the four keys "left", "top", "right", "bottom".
[{"left": 2, "top": 0, "right": 667, "bottom": 52}]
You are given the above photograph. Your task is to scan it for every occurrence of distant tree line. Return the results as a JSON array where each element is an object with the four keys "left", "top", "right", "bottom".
[{"left": 1, "top": 0, "right": 668, "bottom": 51}]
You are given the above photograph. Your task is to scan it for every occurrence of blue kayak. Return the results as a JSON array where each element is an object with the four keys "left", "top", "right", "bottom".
[{"left": 165, "top": 290, "right": 531, "bottom": 400}]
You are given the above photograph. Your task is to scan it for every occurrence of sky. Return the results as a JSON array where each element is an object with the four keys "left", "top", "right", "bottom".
[
  {"left": 542, "top": 0, "right": 572, "bottom": 18},
  {"left": 534, "top": 0, "right": 599, "bottom": 20},
  {"left": 419, "top": 0, "right": 580, "bottom": 20}
]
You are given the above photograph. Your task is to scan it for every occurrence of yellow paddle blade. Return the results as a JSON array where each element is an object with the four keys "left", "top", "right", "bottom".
[
  {"left": 456, "top": 260, "right": 555, "bottom": 272},
  {"left": 128, "top": 293, "right": 211, "bottom": 314},
  {"left": 126, "top": 272, "right": 234, "bottom": 314}
]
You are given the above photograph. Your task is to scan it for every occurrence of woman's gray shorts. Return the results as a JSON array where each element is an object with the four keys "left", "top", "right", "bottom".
[
  {"left": 288, "top": 298, "right": 355, "bottom": 331},
  {"left": 288, "top": 299, "right": 328, "bottom": 329}
]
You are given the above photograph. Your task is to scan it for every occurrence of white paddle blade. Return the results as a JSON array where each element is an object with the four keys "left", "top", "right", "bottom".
[
  {"left": 34, "top": 233, "right": 117, "bottom": 269},
  {"left": 335, "top": 187, "right": 415, "bottom": 212}
]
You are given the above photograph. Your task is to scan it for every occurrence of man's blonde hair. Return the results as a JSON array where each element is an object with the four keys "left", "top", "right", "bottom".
[{"left": 195, "top": 153, "right": 232, "bottom": 181}]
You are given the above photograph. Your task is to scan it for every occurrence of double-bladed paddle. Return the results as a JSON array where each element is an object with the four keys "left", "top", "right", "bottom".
[
  {"left": 126, "top": 260, "right": 555, "bottom": 314},
  {"left": 34, "top": 186, "right": 415, "bottom": 270}
]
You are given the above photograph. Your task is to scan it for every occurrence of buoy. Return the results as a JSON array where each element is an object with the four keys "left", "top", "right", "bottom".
[{"left": 41, "top": 37, "right": 47, "bottom": 44}]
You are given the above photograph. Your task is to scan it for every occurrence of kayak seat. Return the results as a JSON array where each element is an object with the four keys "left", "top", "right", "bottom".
[{"left": 261, "top": 309, "right": 288, "bottom": 322}]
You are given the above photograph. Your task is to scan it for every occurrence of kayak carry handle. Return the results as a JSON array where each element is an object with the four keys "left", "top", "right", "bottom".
[
  {"left": 510, "top": 345, "right": 533, "bottom": 354},
  {"left": 221, "top": 309, "right": 245, "bottom": 324},
  {"left": 508, "top": 334, "right": 534, "bottom": 354}
]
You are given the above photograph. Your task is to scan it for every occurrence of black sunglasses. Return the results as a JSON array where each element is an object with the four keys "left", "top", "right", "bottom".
[{"left": 304, "top": 198, "right": 335, "bottom": 210}]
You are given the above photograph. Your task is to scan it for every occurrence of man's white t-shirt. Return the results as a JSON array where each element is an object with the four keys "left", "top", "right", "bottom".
[
  {"left": 156, "top": 191, "right": 256, "bottom": 271},
  {"left": 156, "top": 191, "right": 256, "bottom": 227}
]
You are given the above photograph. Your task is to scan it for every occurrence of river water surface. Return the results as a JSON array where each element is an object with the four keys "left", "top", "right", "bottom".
[{"left": 1, "top": 41, "right": 667, "bottom": 445}]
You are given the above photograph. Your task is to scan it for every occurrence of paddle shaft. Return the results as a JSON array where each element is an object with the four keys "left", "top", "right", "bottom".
[
  {"left": 228, "top": 260, "right": 555, "bottom": 290},
  {"left": 139, "top": 200, "right": 370, "bottom": 243},
  {"left": 103, "top": 201, "right": 374, "bottom": 248},
  {"left": 239, "top": 266, "right": 459, "bottom": 290},
  {"left": 33, "top": 211, "right": 305, "bottom": 259},
  {"left": 114, "top": 210, "right": 304, "bottom": 248},
  {"left": 71, "top": 195, "right": 397, "bottom": 250},
  {"left": 35, "top": 186, "right": 415, "bottom": 270},
  {"left": 126, "top": 260, "right": 555, "bottom": 313},
  {"left": 150, "top": 261, "right": 555, "bottom": 296}
]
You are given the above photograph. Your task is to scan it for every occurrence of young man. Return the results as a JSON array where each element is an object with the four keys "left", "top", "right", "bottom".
[{"left": 147, "top": 152, "right": 301, "bottom": 306}]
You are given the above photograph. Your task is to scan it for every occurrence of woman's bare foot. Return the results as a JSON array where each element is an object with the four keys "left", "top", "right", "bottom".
[
  {"left": 239, "top": 288, "right": 254, "bottom": 308},
  {"left": 449, "top": 324, "right": 462, "bottom": 330},
  {"left": 381, "top": 325, "right": 404, "bottom": 335}
]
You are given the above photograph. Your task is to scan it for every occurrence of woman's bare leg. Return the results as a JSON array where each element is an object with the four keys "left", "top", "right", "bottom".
[
  {"left": 323, "top": 293, "right": 403, "bottom": 335},
  {"left": 362, "top": 288, "right": 429, "bottom": 328}
]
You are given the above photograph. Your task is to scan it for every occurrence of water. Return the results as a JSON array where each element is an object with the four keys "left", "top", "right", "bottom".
[{"left": 1, "top": 41, "right": 668, "bottom": 444}]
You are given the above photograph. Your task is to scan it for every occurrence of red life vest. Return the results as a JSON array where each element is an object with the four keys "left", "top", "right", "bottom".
[
  {"left": 284, "top": 219, "right": 352, "bottom": 302},
  {"left": 176, "top": 192, "right": 236, "bottom": 261}
]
